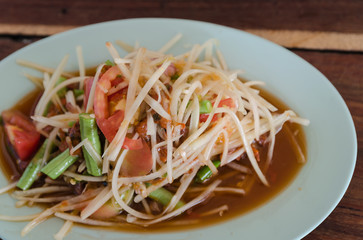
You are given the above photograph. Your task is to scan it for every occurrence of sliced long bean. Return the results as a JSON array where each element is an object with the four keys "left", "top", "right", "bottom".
[
  {"left": 42, "top": 77, "right": 68, "bottom": 116},
  {"left": 146, "top": 184, "right": 185, "bottom": 209},
  {"left": 16, "top": 140, "right": 49, "bottom": 190},
  {"left": 105, "top": 59, "right": 115, "bottom": 66},
  {"left": 73, "top": 89, "right": 84, "bottom": 98},
  {"left": 195, "top": 160, "right": 221, "bottom": 183},
  {"left": 41, "top": 149, "right": 78, "bottom": 179},
  {"left": 79, "top": 113, "right": 102, "bottom": 176},
  {"left": 199, "top": 99, "right": 212, "bottom": 114},
  {"left": 56, "top": 76, "right": 67, "bottom": 97}
]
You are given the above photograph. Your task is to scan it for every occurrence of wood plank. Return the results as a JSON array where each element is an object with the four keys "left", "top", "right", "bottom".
[
  {"left": 248, "top": 30, "right": 363, "bottom": 52},
  {"left": 0, "top": 23, "right": 76, "bottom": 36},
  {"left": 0, "top": 0, "right": 362, "bottom": 33},
  {"left": 1, "top": 24, "right": 363, "bottom": 52}
]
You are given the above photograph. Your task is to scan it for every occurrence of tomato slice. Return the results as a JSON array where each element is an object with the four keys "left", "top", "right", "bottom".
[
  {"left": 92, "top": 66, "right": 142, "bottom": 150},
  {"left": 123, "top": 137, "right": 143, "bottom": 150},
  {"left": 96, "top": 110, "right": 124, "bottom": 143},
  {"left": 94, "top": 66, "right": 122, "bottom": 120},
  {"left": 110, "top": 75, "right": 124, "bottom": 87},
  {"left": 218, "top": 98, "right": 236, "bottom": 109},
  {"left": 120, "top": 140, "right": 153, "bottom": 177},
  {"left": 96, "top": 110, "right": 142, "bottom": 150},
  {"left": 2, "top": 110, "right": 40, "bottom": 161},
  {"left": 199, "top": 113, "right": 218, "bottom": 123}
]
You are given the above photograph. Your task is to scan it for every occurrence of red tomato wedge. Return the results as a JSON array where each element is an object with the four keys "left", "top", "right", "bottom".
[
  {"left": 96, "top": 110, "right": 124, "bottom": 142},
  {"left": 199, "top": 113, "right": 218, "bottom": 123},
  {"left": 93, "top": 66, "right": 122, "bottom": 120},
  {"left": 120, "top": 140, "right": 153, "bottom": 177},
  {"left": 92, "top": 66, "right": 143, "bottom": 150},
  {"left": 218, "top": 98, "right": 236, "bottom": 109},
  {"left": 2, "top": 110, "right": 40, "bottom": 161},
  {"left": 96, "top": 110, "right": 143, "bottom": 150},
  {"left": 123, "top": 137, "right": 143, "bottom": 150}
]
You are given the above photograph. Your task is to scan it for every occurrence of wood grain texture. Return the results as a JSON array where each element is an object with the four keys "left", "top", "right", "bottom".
[
  {"left": 0, "top": 23, "right": 76, "bottom": 36},
  {"left": 248, "top": 30, "right": 363, "bottom": 51},
  {"left": 2, "top": 24, "right": 363, "bottom": 52},
  {"left": 0, "top": 0, "right": 363, "bottom": 33}
]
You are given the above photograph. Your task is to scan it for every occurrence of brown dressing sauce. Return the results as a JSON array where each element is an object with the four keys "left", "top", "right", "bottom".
[{"left": 0, "top": 86, "right": 306, "bottom": 233}]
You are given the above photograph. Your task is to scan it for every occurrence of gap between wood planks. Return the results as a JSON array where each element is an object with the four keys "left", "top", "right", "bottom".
[{"left": 1, "top": 23, "right": 363, "bottom": 52}]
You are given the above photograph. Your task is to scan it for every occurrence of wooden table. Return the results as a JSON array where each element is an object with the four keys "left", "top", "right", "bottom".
[{"left": 0, "top": 1, "right": 362, "bottom": 239}]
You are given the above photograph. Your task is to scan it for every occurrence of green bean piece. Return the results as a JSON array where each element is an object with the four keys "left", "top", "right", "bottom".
[
  {"left": 79, "top": 113, "right": 102, "bottom": 176},
  {"left": 56, "top": 77, "right": 67, "bottom": 97},
  {"left": 41, "top": 149, "right": 78, "bottom": 179},
  {"left": 47, "top": 156, "right": 77, "bottom": 179},
  {"left": 195, "top": 160, "right": 221, "bottom": 183},
  {"left": 16, "top": 140, "right": 49, "bottom": 190},
  {"left": 68, "top": 121, "right": 76, "bottom": 127},
  {"left": 73, "top": 89, "right": 84, "bottom": 98},
  {"left": 170, "top": 73, "right": 179, "bottom": 81},
  {"left": 43, "top": 101, "right": 53, "bottom": 116},
  {"left": 147, "top": 184, "right": 185, "bottom": 209},
  {"left": 199, "top": 99, "right": 213, "bottom": 114},
  {"left": 42, "top": 77, "right": 69, "bottom": 116},
  {"left": 105, "top": 59, "right": 115, "bottom": 66}
]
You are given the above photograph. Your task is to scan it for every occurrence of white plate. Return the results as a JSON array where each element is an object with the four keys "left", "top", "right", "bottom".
[{"left": 0, "top": 18, "right": 357, "bottom": 240}]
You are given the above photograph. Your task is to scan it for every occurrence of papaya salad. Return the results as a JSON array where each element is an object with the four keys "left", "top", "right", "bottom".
[{"left": 0, "top": 35, "right": 309, "bottom": 239}]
